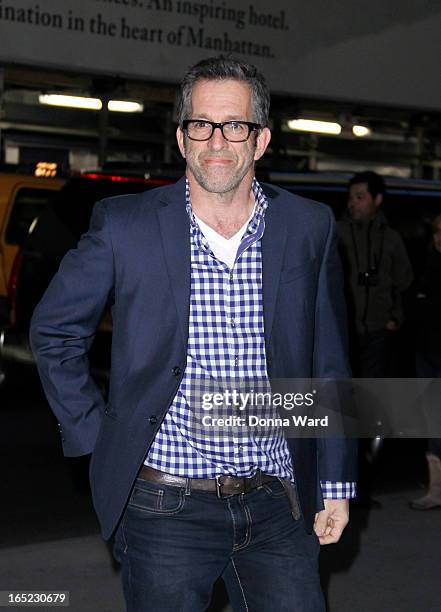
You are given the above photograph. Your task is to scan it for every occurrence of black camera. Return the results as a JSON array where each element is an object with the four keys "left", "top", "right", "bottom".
[{"left": 358, "top": 267, "right": 379, "bottom": 287}]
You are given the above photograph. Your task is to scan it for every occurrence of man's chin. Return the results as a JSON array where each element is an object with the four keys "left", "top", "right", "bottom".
[
  {"left": 200, "top": 181, "right": 240, "bottom": 194},
  {"left": 188, "top": 170, "right": 245, "bottom": 194}
]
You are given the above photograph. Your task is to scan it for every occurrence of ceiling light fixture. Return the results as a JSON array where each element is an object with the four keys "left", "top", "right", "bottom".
[
  {"left": 287, "top": 119, "right": 342, "bottom": 135},
  {"left": 352, "top": 125, "right": 371, "bottom": 137},
  {"left": 107, "top": 100, "right": 144, "bottom": 113},
  {"left": 39, "top": 95, "right": 144, "bottom": 113},
  {"left": 39, "top": 94, "right": 102, "bottom": 110}
]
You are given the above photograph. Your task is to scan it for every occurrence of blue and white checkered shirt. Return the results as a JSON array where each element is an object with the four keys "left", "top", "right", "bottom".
[{"left": 146, "top": 178, "right": 355, "bottom": 499}]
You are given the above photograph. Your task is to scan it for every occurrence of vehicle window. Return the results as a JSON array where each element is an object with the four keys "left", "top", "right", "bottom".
[
  {"left": 5, "top": 188, "right": 59, "bottom": 245},
  {"left": 51, "top": 178, "right": 162, "bottom": 240},
  {"left": 383, "top": 192, "right": 441, "bottom": 236},
  {"left": 288, "top": 186, "right": 347, "bottom": 218},
  {"left": 383, "top": 191, "right": 441, "bottom": 275},
  {"left": 272, "top": 181, "right": 441, "bottom": 275}
]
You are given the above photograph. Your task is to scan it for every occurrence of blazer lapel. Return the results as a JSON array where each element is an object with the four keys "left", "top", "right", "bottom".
[
  {"left": 261, "top": 187, "right": 287, "bottom": 347},
  {"left": 155, "top": 179, "right": 287, "bottom": 351},
  {"left": 156, "top": 177, "right": 191, "bottom": 349}
]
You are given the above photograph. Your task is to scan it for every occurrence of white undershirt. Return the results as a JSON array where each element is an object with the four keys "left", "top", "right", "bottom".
[{"left": 194, "top": 206, "right": 256, "bottom": 269}]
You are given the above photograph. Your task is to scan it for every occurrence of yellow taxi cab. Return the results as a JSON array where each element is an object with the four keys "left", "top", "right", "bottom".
[{"left": 0, "top": 171, "right": 65, "bottom": 321}]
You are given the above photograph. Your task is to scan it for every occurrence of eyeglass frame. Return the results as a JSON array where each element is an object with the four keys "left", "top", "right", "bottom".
[{"left": 181, "top": 119, "right": 262, "bottom": 142}]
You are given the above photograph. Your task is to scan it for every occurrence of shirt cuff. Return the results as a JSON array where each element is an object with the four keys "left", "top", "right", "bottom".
[{"left": 320, "top": 481, "right": 356, "bottom": 499}]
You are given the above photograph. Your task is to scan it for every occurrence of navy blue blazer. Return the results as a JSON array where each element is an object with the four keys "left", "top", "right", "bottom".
[{"left": 30, "top": 177, "right": 357, "bottom": 539}]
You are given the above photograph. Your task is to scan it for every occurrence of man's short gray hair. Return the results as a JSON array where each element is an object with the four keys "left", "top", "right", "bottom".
[{"left": 177, "top": 56, "right": 270, "bottom": 128}]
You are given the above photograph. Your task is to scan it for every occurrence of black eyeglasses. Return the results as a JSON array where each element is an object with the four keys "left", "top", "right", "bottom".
[{"left": 182, "top": 120, "right": 261, "bottom": 142}]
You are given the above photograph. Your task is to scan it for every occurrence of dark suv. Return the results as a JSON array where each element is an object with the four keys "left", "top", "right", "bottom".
[
  {"left": 266, "top": 172, "right": 441, "bottom": 277},
  {"left": 1, "top": 169, "right": 441, "bottom": 385}
]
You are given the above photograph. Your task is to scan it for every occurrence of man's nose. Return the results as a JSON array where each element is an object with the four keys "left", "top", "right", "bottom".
[{"left": 208, "top": 126, "right": 228, "bottom": 150}]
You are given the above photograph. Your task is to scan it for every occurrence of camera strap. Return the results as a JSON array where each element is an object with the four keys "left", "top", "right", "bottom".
[
  {"left": 350, "top": 222, "right": 385, "bottom": 272},
  {"left": 375, "top": 225, "right": 386, "bottom": 270}
]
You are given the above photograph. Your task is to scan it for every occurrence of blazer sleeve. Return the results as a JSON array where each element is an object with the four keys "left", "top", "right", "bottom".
[
  {"left": 30, "top": 200, "right": 115, "bottom": 457},
  {"left": 313, "top": 207, "right": 358, "bottom": 482}
]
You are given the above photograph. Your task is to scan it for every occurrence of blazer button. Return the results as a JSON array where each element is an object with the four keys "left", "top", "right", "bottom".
[
  {"left": 172, "top": 366, "right": 181, "bottom": 377},
  {"left": 149, "top": 416, "right": 157, "bottom": 425}
]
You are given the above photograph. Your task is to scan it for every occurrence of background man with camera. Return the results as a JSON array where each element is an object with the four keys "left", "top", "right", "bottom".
[
  {"left": 338, "top": 171, "right": 413, "bottom": 378},
  {"left": 338, "top": 171, "right": 413, "bottom": 506}
]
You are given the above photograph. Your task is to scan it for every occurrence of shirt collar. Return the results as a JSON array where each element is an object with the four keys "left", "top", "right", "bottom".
[{"left": 185, "top": 176, "right": 268, "bottom": 235}]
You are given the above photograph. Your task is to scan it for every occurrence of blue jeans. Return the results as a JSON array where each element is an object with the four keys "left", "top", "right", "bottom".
[{"left": 113, "top": 477, "right": 325, "bottom": 611}]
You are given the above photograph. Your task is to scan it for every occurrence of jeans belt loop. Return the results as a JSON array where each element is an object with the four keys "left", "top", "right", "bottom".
[
  {"left": 278, "top": 478, "right": 301, "bottom": 521},
  {"left": 184, "top": 477, "right": 191, "bottom": 496},
  {"left": 256, "top": 469, "right": 262, "bottom": 489},
  {"left": 215, "top": 476, "right": 224, "bottom": 499}
]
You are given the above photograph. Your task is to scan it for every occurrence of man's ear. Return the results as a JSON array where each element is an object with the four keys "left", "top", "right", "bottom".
[
  {"left": 254, "top": 127, "right": 271, "bottom": 162},
  {"left": 374, "top": 193, "right": 383, "bottom": 208},
  {"left": 176, "top": 126, "right": 186, "bottom": 159}
]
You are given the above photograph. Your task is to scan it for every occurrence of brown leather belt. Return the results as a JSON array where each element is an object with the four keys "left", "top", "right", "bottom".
[{"left": 138, "top": 465, "right": 278, "bottom": 498}]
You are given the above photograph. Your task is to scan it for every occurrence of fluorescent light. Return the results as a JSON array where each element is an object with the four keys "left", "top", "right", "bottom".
[
  {"left": 108, "top": 100, "right": 144, "bottom": 113},
  {"left": 39, "top": 94, "right": 144, "bottom": 113},
  {"left": 39, "top": 94, "right": 102, "bottom": 110},
  {"left": 352, "top": 125, "right": 371, "bottom": 137},
  {"left": 287, "top": 119, "right": 342, "bottom": 135}
]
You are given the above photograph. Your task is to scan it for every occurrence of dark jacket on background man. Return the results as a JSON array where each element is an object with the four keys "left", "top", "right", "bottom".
[{"left": 338, "top": 211, "right": 413, "bottom": 336}]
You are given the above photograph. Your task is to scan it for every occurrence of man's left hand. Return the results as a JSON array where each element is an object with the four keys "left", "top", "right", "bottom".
[{"left": 314, "top": 499, "right": 349, "bottom": 545}]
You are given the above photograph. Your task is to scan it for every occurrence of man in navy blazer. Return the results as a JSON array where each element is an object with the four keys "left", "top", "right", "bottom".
[{"left": 31, "top": 57, "right": 356, "bottom": 611}]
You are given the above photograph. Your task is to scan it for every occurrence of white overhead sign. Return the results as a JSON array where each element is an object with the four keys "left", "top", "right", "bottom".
[{"left": 0, "top": 0, "right": 440, "bottom": 110}]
